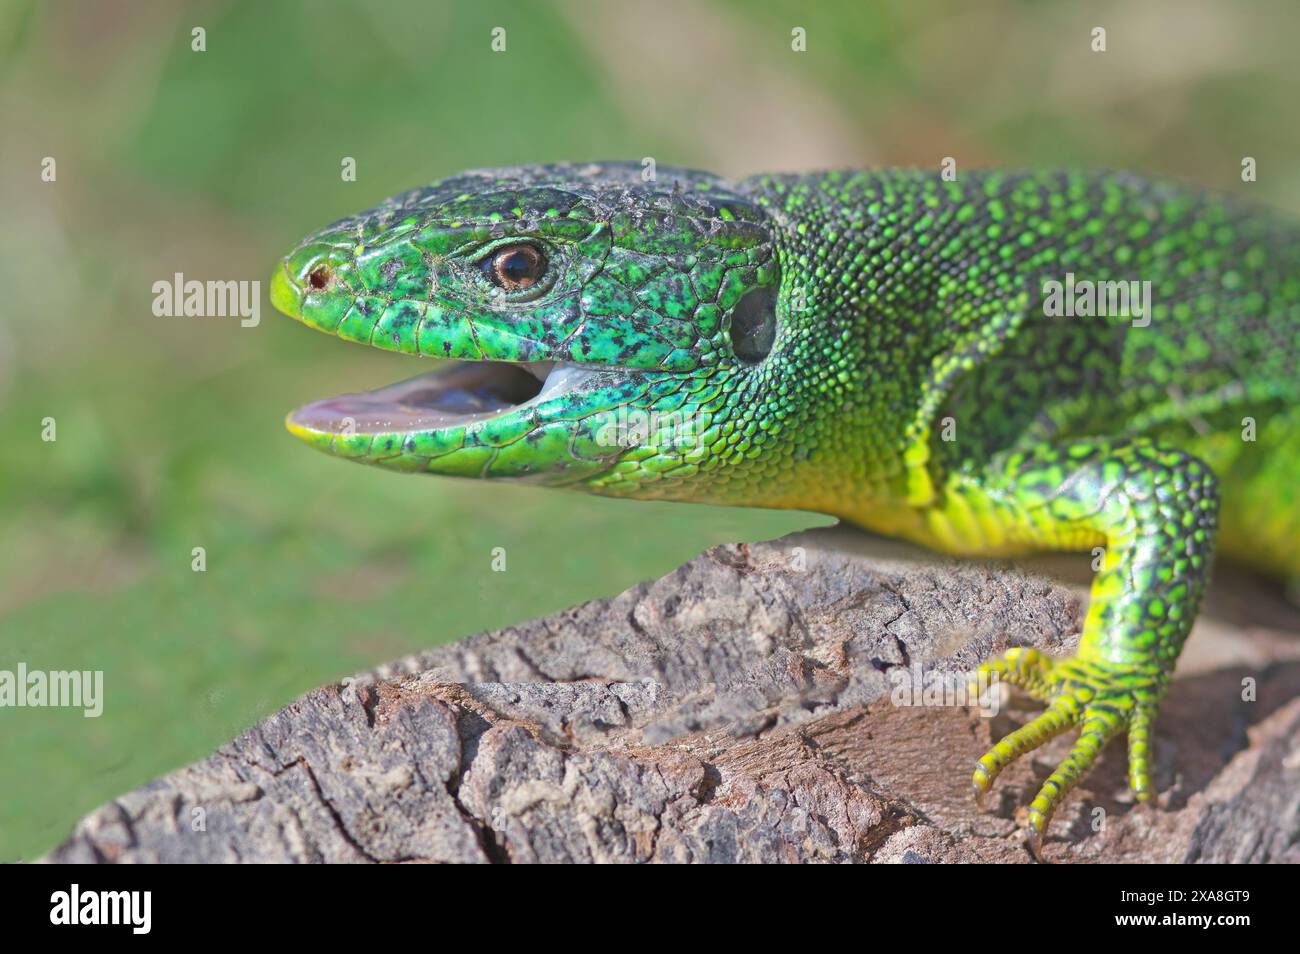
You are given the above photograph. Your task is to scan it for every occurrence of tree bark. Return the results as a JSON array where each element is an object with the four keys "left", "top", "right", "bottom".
[{"left": 45, "top": 529, "right": 1300, "bottom": 863}]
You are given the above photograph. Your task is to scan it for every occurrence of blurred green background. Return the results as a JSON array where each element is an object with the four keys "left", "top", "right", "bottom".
[{"left": 2, "top": 0, "right": 1298, "bottom": 860}]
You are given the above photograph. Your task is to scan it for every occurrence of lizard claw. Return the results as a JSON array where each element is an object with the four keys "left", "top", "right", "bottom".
[{"left": 969, "top": 647, "right": 1165, "bottom": 854}]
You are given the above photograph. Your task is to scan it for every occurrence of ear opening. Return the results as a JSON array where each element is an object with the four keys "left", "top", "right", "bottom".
[{"left": 729, "top": 286, "right": 777, "bottom": 363}]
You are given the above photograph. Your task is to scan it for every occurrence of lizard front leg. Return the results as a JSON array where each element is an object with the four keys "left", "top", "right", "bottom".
[{"left": 945, "top": 438, "right": 1220, "bottom": 855}]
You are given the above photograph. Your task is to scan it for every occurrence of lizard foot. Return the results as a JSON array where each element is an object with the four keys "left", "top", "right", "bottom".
[{"left": 970, "top": 647, "right": 1163, "bottom": 858}]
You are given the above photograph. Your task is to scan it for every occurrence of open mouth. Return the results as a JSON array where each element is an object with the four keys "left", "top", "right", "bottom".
[
  {"left": 271, "top": 264, "right": 627, "bottom": 442},
  {"left": 288, "top": 361, "right": 604, "bottom": 435}
]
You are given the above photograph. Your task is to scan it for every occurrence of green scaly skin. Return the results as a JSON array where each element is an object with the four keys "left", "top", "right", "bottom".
[{"left": 270, "top": 163, "right": 1300, "bottom": 855}]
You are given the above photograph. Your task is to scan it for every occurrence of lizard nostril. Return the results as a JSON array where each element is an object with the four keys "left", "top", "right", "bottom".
[{"left": 308, "top": 265, "right": 333, "bottom": 290}]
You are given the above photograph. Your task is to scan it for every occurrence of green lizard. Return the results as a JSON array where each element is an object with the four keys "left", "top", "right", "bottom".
[{"left": 269, "top": 163, "right": 1300, "bottom": 854}]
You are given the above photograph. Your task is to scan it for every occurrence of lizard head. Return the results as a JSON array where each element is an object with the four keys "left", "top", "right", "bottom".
[{"left": 271, "top": 162, "right": 787, "bottom": 497}]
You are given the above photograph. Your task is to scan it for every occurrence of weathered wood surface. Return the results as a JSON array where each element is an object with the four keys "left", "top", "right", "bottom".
[{"left": 45, "top": 530, "right": 1300, "bottom": 863}]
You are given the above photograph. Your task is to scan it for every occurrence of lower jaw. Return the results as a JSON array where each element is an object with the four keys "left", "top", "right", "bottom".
[
  {"left": 287, "top": 360, "right": 588, "bottom": 434},
  {"left": 285, "top": 359, "right": 634, "bottom": 482}
]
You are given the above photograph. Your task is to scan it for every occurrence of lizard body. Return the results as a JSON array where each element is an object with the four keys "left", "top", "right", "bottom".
[{"left": 270, "top": 163, "right": 1300, "bottom": 852}]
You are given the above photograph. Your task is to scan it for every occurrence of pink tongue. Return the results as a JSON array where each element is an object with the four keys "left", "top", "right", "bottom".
[{"left": 289, "top": 365, "right": 525, "bottom": 435}]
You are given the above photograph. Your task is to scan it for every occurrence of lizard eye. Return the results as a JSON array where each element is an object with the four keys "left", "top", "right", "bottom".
[{"left": 481, "top": 243, "right": 547, "bottom": 292}]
